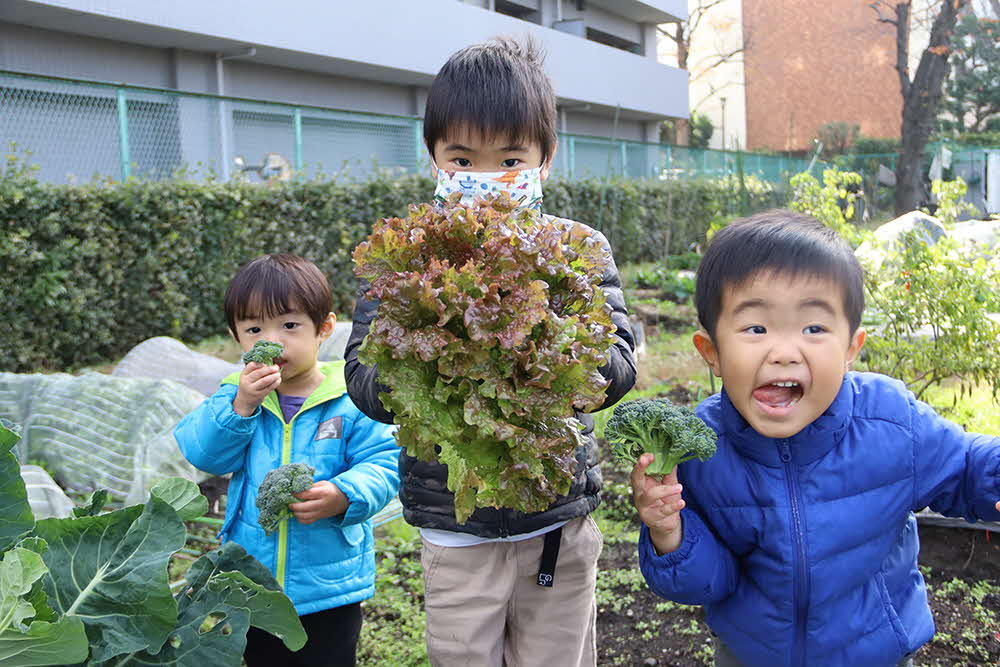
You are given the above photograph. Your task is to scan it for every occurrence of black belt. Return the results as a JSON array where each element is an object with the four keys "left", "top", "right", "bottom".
[{"left": 536, "top": 526, "right": 563, "bottom": 587}]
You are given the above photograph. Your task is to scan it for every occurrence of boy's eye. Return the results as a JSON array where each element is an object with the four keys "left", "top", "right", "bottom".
[
  {"left": 804, "top": 324, "right": 826, "bottom": 335},
  {"left": 501, "top": 158, "right": 521, "bottom": 169},
  {"left": 283, "top": 322, "right": 300, "bottom": 330},
  {"left": 455, "top": 157, "right": 471, "bottom": 167},
  {"left": 744, "top": 325, "right": 766, "bottom": 335},
  {"left": 245, "top": 326, "right": 261, "bottom": 335}
]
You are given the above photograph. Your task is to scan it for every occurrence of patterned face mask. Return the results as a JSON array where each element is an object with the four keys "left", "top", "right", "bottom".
[{"left": 433, "top": 167, "right": 544, "bottom": 211}]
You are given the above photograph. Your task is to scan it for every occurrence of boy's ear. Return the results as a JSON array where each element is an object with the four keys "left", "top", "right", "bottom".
[
  {"left": 228, "top": 328, "right": 239, "bottom": 343},
  {"left": 692, "top": 329, "right": 722, "bottom": 377},
  {"left": 845, "top": 327, "right": 866, "bottom": 370},
  {"left": 318, "top": 313, "right": 336, "bottom": 340}
]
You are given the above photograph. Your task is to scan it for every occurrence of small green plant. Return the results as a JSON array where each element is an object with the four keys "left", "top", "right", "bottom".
[
  {"left": 255, "top": 463, "right": 316, "bottom": 535},
  {"left": 789, "top": 167, "right": 865, "bottom": 246},
  {"left": 861, "top": 233, "right": 1000, "bottom": 400},
  {"left": 633, "top": 267, "right": 696, "bottom": 304},
  {"left": 926, "top": 178, "right": 979, "bottom": 225},
  {"left": 604, "top": 398, "right": 718, "bottom": 476}
]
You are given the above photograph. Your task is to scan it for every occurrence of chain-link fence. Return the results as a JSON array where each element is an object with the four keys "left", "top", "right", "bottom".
[{"left": 2, "top": 69, "right": 815, "bottom": 185}]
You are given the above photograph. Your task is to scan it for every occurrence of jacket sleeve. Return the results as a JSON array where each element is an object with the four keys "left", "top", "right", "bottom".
[
  {"left": 330, "top": 413, "right": 400, "bottom": 526},
  {"left": 590, "top": 230, "right": 637, "bottom": 412},
  {"left": 174, "top": 385, "right": 257, "bottom": 476},
  {"left": 637, "top": 507, "right": 740, "bottom": 606},
  {"left": 344, "top": 279, "right": 395, "bottom": 424},
  {"left": 910, "top": 394, "right": 1000, "bottom": 522}
]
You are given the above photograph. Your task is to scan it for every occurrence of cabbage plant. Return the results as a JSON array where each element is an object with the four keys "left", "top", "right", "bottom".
[{"left": 0, "top": 419, "right": 305, "bottom": 666}]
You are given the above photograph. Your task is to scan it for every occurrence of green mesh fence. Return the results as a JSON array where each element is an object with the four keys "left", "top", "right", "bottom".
[{"left": 3, "top": 69, "right": 812, "bottom": 184}]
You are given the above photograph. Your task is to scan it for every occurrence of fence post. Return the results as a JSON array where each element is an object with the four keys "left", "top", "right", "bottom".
[
  {"left": 293, "top": 107, "right": 303, "bottom": 173},
  {"left": 116, "top": 87, "right": 131, "bottom": 181},
  {"left": 568, "top": 135, "right": 576, "bottom": 179},
  {"left": 413, "top": 120, "right": 424, "bottom": 178},
  {"left": 620, "top": 141, "right": 628, "bottom": 177}
]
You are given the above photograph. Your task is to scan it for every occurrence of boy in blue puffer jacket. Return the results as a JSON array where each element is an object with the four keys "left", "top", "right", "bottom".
[
  {"left": 175, "top": 254, "right": 399, "bottom": 667},
  {"left": 630, "top": 210, "right": 1000, "bottom": 667}
]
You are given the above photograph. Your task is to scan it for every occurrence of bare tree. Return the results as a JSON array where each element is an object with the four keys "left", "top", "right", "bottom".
[
  {"left": 659, "top": 0, "right": 747, "bottom": 145},
  {"left": 871, "top": 0, "right": 967, "bottom": 215}
]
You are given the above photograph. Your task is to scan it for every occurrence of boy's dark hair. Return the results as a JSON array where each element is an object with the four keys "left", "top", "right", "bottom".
[
  {"left": 224, "top": 254, "right": 331, "bottom": 340},
  {"left": 423, "top": 37, "right": 558, "bottom": 164},
  {"left": 695, "top": 210, "right": 865, "bottom": 339}
]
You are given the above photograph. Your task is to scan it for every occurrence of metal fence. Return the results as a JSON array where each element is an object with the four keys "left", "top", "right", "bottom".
[{"left": 2, "top": 69, "right": 815, "bottom": 185}]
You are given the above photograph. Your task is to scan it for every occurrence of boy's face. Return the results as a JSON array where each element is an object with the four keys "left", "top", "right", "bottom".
[
  {"left": 232, "top": 306, "right": 336, "bottom": 387},
  {"left": 692, "top": 272, "right": 866, "bottom": 439},
  {"left": 431, "top": 125, "right": 554, "bottom": 180}
]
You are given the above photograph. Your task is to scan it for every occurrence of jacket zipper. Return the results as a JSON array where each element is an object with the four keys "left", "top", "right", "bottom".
[
  {"left": 779, "top": 440, "right": 809, "bottom": 667},
  {"left": 275, "top": 420, "right": 294, "bottom": 588}
]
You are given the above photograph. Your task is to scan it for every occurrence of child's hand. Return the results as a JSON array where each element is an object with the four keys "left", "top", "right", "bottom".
[
  {"left": 630, "top": 453, "right": 685, "bottom": 555},
  {"left": 232, "top": 362, "right": 280, "bottom": 417},
  {"left": 289, "top": 480, "right": 349, "bottom": 524}
]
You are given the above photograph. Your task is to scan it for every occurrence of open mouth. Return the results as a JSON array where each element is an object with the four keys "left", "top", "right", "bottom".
[{"left": 752, "top": 380, "right": 804, "bottom": 411}]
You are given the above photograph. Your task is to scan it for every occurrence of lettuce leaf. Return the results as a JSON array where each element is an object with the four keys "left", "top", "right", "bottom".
[{"left": 354, "top": 193, "right": 615, "bottom": 522}]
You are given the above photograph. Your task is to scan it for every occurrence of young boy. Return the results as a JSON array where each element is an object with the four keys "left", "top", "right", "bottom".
[
  {"left": 345, "top": 38, "right": 636, "bottom": 666},
  {"left": 631, "top": 210, "right": 1000, "bottom": 667},
  {"left": 175, "top": 254, "right": 400, "bottom": 666}
]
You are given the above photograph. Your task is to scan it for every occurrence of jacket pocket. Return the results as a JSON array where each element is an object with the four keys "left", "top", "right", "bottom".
[
  {"left": 875, "top": 571, "right": 910, "bottom": 654},
  {"left": 218, "top": 474, "right": 246, "bottom": 540}
]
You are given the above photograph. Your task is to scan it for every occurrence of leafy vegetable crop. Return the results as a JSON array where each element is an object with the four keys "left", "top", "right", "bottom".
[
  {"left": 0, "top": 419, "right": 305, "bottom": 666},
  {"left": 604, "top": 398, "right": 718, "bottom": 476},
  {"left": 353, "top": 193, "right": 616, "bottom": 522},
  {"left": 242, "top": 341, "right": 284, "bottom": 365}
]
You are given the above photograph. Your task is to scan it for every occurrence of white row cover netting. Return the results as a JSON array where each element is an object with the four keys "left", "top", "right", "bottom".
[
  {"left": 0, "top": 371, "right": 209, "bottom": 506},
  {"left": 112, "top": 336, "right": 243, "bottom": 396}
]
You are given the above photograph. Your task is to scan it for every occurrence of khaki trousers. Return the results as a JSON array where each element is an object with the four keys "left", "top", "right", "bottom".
[{"left": 421, "top": 515, "right": 603, "bottom": 667}]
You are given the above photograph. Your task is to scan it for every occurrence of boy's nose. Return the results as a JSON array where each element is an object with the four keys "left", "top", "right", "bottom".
[{"left": 766, "top": 340, "right": 803, "bottom": 365}]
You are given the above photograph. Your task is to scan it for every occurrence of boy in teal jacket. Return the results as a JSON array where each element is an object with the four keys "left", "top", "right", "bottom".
[{"left": 175, "top": 253, "right": 399, "bottom": 666}]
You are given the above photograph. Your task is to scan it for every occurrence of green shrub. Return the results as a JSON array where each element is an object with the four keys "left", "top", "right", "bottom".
[{"left": 2, "top": 159, "right": 787, "bottom": 372}]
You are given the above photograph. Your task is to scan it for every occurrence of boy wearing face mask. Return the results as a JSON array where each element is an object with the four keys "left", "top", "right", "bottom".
[{"left": 344, "top": 37, "right": 636, "bottom": 667}]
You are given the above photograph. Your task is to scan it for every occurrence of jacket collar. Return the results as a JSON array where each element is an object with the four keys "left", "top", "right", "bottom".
[
  {"left": 223, "top": 360, "right": 348, "bottom": 419},
  {"left": 717, "top": 375, "right": 854, "bottom": 467}
]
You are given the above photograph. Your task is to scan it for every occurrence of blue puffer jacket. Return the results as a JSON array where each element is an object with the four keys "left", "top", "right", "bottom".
[
  {"left": 639, "top": 372, "right": 1000, "bottom": 667},
  {"left": 175, "top": 361, "right": 399, "bottom": 615}
]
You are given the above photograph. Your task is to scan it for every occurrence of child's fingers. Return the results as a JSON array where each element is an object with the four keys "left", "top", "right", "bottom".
[
  {"left": 292, "top": 486, "right": 320, "bottom": 501},
  {"left": 629, "top": 453, "right": 656, "bottom": 488},
  {"left": 639, "top": 483, "right": 683, "bottom": 504}
]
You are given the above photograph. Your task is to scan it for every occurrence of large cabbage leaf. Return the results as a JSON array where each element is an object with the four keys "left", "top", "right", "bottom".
[{"left": 354, "top": 193, "right": 616, "bottom": 521}]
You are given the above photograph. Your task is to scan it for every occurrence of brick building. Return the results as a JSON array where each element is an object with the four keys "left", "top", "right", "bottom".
[{"left": 741, "top": 0, "right": 902, "bottom": 153}]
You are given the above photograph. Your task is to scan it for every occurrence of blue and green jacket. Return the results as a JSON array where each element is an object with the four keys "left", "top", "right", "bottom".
[
  {"left": 639, "top": 372, "right": 1000, "bottom": 667},
  {"left": 175, "top": 361, "right": 399, "bottom": 615}
]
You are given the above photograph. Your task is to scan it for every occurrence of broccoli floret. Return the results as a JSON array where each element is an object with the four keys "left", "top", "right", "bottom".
[
  {"left": 604, "top": 398, "right": 717, "bottom": 476},
  {"left": 242, "top": 340, "right": 284, "bottom": 365},
  {"left": 255, "top": 463, "right": 316, "bottom": 535}
]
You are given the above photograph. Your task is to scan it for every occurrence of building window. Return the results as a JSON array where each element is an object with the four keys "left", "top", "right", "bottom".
[
  {"left": 585, "top": 27, "right": 641, "bottom": 55},
  {"left": 494, "top": 0, "right": 540, "bottom": 23}
]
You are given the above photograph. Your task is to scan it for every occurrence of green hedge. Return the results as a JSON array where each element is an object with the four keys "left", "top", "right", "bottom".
[{"left": 2, "top": 166, "right": 786, "bottom": 372}]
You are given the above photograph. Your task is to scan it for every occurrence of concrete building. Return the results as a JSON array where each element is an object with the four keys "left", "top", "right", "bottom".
[{"left": 0, "top": 0, "right": 688, "bottom": 181}]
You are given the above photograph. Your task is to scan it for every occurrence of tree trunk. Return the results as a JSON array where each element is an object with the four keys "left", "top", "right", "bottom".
[
  {"left": 675, "top": 23, "right": 691, "bottom": 146},
  {"left": 894, "top": 0, "right": 964, "bottom": 215}
]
